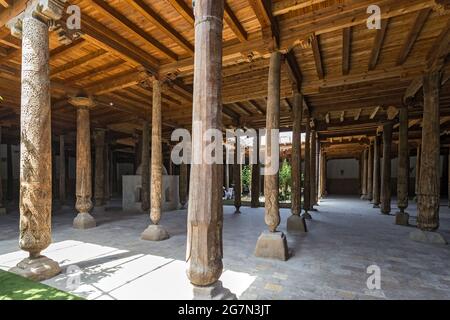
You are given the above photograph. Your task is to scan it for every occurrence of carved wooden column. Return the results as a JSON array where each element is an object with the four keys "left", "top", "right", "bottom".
[
  {"left": 104, "top": 133, "right": 111, "bottom": 204},
  {"left": 310, "top": 129, "right": 317, "bottom": 208},
  {"left": 186, "top": 0, "right": 235, "bottom": 299},
  {"left": 360, "top": 148, "right": 368, "bottom": 199},
  {"left": 396, "top": 107, "right": 410, "bottom": 225},
  {"left": 372, "top": 135, "right": 381, "bottom": 208},
  {"left": 250, "top": 135, "right": 260, "bottom": 208},
  {"left": 288, "top": 92, "right": 307, "bottom": 232},
  {"left": 59, "top": 135, "right": 66, "bottom": 208},
  {"left": 8, "top": 2, "right": 65, "bottom": 280},
  {"left": 254, "top": 51, "right": 288, "bottom": 261},
  {"left": 179, "top": 161, "right": 188, "bottom": 209},
  {"left": 233, "top": 136, "right": 241, "bottom": 213},
  {"left": 415, "top": 144, "right": 421, "bottom": 201},
  {"left": 417, "top": 71, "right": 441, "bottom": 232},
  {"left": 71, "top": 97, "right": 96, "bottom": 229},
  {"left": 0, "top": 127, "right": 5, "bottom": 215},
  {"left": 303, "top": 116, "right": 312, "bottom": 219},
  {"left": 6, "top": 143, "right": 13, "bottom": 201},
  {"left": 93, "top": 129, "right": 106, "bottom": 212},
  {"left": 141, "top": 120, "right": 150, "bottom": 211},
  {"left": 142, "top": 78, "right": 170, "bottom": 241},
  {"left": 319, "top": 148, "right": 327, "bottom": 199},
  {"left": 367, "top": 141, "right": 374, "bottom": 201},
  {"left": 380, "top": 122, "right": 393, "bottom": 215}
]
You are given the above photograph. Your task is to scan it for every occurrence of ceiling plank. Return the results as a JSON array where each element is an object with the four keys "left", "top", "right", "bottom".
[{"left": 166, "top": 0, "right": 194, "bottom": 26}]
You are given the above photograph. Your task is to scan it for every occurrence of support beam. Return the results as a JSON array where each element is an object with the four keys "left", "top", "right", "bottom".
[
  {"left": 59, "top": 135, "right": 66, "bottom": 207},
  {"left": 0, "top": 127, "right": 5, "bottom": 214},
  {"left": 342, "top": 27, "right": 351, "bottom": 75},
  {"left": 367, "top": 141, "right": 373, "bottom": 201},
  {"left": 233, "top": 135, "right": 242, "bottom": 213},
  {"left": 396, "top": 107, "right": 410, "bottom": 225},
  {"left": 381, "top": 122, "right": 393, "bottom": 214},
  {"left": 368, "top": 19, "right": 389, "bottom": 71},
  {"left": 142, "top": 78, "right": 170, "bottom": 241},
  {"left": 372, "top": 135, "right": 381, "bottom": 208},
  {"left": 360, "top": 148, "right": 368, "bottom": 200},
  {"left": 311, "top": 34, "right": 324, "bottom": 79},
  {"left": 310, "top": 129, "right": 318, "bottom": 207},
  {"left": 303, "top": 116, "right": 312, "bottom": 218},
  {"left": 141, "top": 119, "right": 150, "bottom": 211},
  {"left": 224, "top": 2, "right": 247, "bottom": 42},
  {"left": 93, "top": 129, "right": 106, "bottom": 212}
]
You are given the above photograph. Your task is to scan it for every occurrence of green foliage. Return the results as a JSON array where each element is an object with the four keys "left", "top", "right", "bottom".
[
  {"left": 279, "top": 159, "right": 292, "bottom": 201},
  {"left": 242, "top": 165, "right": 251, "bottom": 189}
]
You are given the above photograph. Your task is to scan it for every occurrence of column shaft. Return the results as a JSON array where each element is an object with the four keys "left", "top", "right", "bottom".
[
  {"left": 291, "top": 92, "right": 302, "bottom": 215},
  {"left": 372, "top": 135, "right": 381, "bottom": 207},
  {"left": 304, "top": 118, "right": 311, "bottom": 213},
  {"left": 397, "top": 107, "right": 409, "bottom": 212},
  {"left": 310, "top": 130, "right": 317, "bottom": 207},
  {"left": 417, "top": 71, "right": 441, "bottom": 230},
  {"left": 0, "top": 127, "right": 5, "bottom": 213},
  {"left": 150, "top": 79, "right": 162, "bottom": 225},
  {"left": 415, "top": 144, "right": 421, "bottom": 199},
  {"left": 233, "top": 136, "right": 241, "bottom": 213},
  {"left": 381, "top": 122, "right": 393, "bottom": 214},
  {"left": 141, "top": 120, "right": 150, "bottom": 211},
  {"left": 186, "top": 0, "right": 224, "bottom": 286},
  {"left": 94, "top": 129, "right": 105, "bottom": 208},
  {"left": 59, "top": 135, "right": 66, "bottom": 206},
  {"left": 251, "top": 135, "right": 260, "bottom": 208},
  {"left": 367, "top": 142, "right": 374, "bottom": 201}
]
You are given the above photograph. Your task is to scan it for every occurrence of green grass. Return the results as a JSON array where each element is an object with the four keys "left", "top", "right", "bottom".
[{"left": 0, "top": 269, "right": 83, "bottom": 300}]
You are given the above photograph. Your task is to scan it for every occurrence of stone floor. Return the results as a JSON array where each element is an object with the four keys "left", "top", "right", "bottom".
[{"left": 1, "top": 196, "right": 450, "bottom": 300}]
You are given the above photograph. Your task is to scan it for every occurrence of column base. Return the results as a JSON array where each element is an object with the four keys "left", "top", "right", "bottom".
[
  {"left": 9, "top": 255, "right": 61, "bottom": 281},
  {"left": 287, "top": 215, "right": 307, "bottom": 233},
  {"left": 234, "top": 207, "right": 241, "bottom": 214},
  {"left": 0, "top": 207, "right": 7, "bottom": 215},
  {"left": 395, "top": 212, "right": 409, "bottom": 226},
  {"left": 192, "top": 280, "right": 237, "bottom": 300},
  {"left": 409, "top": 229, "right": 447, "bottom": 245},
  {"left": 373, "top": 203, "right": 380, "bottom": 208},
  {"left": 73, "top": 213, "right": 96, "bottom": 229},
  {"left": 141, "top": 224, "right": 170, "bottom": 241},
  {"left": 302, "top": 212, "right": 312, "bottom": 220},
  {"left": 254, "top": 231, "right": 289, "bottom": 261}
]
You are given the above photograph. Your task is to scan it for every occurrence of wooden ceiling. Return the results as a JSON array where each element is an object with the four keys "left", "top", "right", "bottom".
[{"left": 0, "top": 0, "right": 449, "bottom": 158}]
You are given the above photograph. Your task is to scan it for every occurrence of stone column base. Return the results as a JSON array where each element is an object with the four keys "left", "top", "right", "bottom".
[
  {"left": 192, "top": 281, "right": 237, "bottom": 300},
  {"left": 9, "top": 255, "right": 61, "bottom": 281},
  {"left": 395, "top": 212, "right": 409, "bottom": 226},
  {"left": 141, "top": 224, "right": 170, "bottom": 241},
  {"left": 0, "top": 207, "right": 7, "bottom": 215},
  {"left": 302, "top": 212, "right": 312, "bottom": 220},
  {"left": 73, "top": 213, "right": 96, "bottom": 229},
  {"left": 287, "top": 215, "right": 307, "bottom": 233},
  {"left": 254, "top": 231, "right": 289, "bottom": 261},
  {"left": 409, "top": 229, "right": 447, "bottom": 245}
]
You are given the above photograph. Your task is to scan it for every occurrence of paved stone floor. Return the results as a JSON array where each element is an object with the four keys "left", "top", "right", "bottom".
[{"left": 1, "top": 196, "right": 450, "bottom": 300}]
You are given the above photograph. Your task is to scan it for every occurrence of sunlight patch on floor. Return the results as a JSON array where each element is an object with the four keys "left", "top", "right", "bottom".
[{"left": 0, "top": 240, "right": 256, "bottom": 300}]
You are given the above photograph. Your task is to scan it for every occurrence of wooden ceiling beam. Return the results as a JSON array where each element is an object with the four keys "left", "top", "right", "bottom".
[
  {"left": 396, "top": 8, "right": 431, "bottom": 66},
  {"left": 248, "top": 99, "right": 265, "bottom": 115},
  {"left": 224, "top": 2, "right": 247, "bottom": 42},
  {"left": 248, "top": 0, "right": 280, "bottom": 47},
  {"left": 123, "top": 0, "right": 194, "bottom": 55},
  {"left": 166, "top": 0, "right": 194, "bottom": 26},
  {"left": 311, "top": 34, "right": 324, "bottom": 79},
  {"left": 272, "top": 0, "right": 329, "bottom": 16},
  {"left": 285, "top": 49, "right": 302, "bottom": 92},
  {"left": 342, "top": 27, "right": 352, "bottom": 76},
  {"left": 51, "top": 49, "right": 107, "bottom": 77},
  {"left": 368, "top": 19, "right": 389, "bottom": 71}
]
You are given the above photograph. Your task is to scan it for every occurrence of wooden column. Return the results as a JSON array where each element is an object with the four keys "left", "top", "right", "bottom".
[
  {"left": 319, "top": 149, "right": 327, "bottom": 198},
  {"left": 367, "top": 142, "right": 374, "bottom": 201},
  {"left": 448, "top": 149, "right": 450, "bottom": 208},
  {"left": 6, "top": 143, "right": 13, "bottom": 201},
  {"left": 0, "top": 127, "right": 5, "bottom": 214},
  {"left": 186, "top": 0, "right": 231, "bottom": 296},
  {"left": 396, "top": 107, "right": 410, "bottom": 225},
  {"left": 59, "top": 135, "right": 66, "bottom": 207},
  {"left": 179, "top": 162, "right": 188, "bottom": 209},
  {"left": 360, "top": 148, "right": 368, "bottom": 199},
  {"left": 415, "top": 144, "right": 421, "bottom": 201},
  {"left": 142, "top": 78, "right": 170, "bottom": 241},
  {"left": 254, "top": 51, "right": 288, "bottom": 261},
  {"left": 251, "top": 135, "right": 260, "bottom": 208},
  {"left": 303, "top": 116, "right": 312, "bottom": 219},
  {"left": 417, "top": 71, "right": 441, "bottom": 231},
  {"left": 291, "top": 92, "right": 302, "bottom": 216},
  {"left": 9, "top": 4, "right": 63, "bottom": 280},
  {"left": 310, "top": 129, "right": 317, "bottom": 208},
  {"left": 141, "top": 120, "right": 150, "bottom": 211},
  {"left": 287, "top": 92, "right": 307, "bottom": 232},
  {"left": 93, "top": 129, "right": 106, "bottom": 211},
  {"left": 380, "top": 122, "right": 393, "bottom": 215},
  {"left": 71, "top": 98, "right": 96, "bottom": 229},
  {"left": 233, "top": 136, "right": 241, "bottom": 213},
  {"left": 104, "top": 135, "right": 111, "bottom": 203},
  {"left": 372, "top": 135, "right": 381, "bottom": 208}
]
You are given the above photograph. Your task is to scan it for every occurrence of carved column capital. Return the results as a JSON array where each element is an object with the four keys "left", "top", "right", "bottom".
[{"left": 68, "top": 95, "right": 97, "bottom": 110}]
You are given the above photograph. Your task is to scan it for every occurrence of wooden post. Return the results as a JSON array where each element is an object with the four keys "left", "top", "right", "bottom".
[
  {"left": 303, "top": 116, "right": 312, "bottom": 219},
  {"left": 319, "top": 148, "right": 327, "bottom": 199},
  {"left": 0, "top": 127, "right": 5, "bottom": 215},
  {"left": 233, "top": 136, "right": 241, "bottom": 213},
  {"left": 9, "top": 4, "right": 64, "bottom": 280},
  {"left": 141, "top": 120, "right": 150, "bottom": 211},
  {"left": 250, "top": 135, "right": 260, "bottom": 208},
  {"left": 59, "top": 135, "right": 66, "bottom": 208},
  {"left": 142, "top": 78, "right": 170, "bottom": 241},
  {"left": 448, "top": 149, "right": 450, "bottom": 208},
  {"left": 396, "top": 107, "right": 410, "bottom": 225},
  {"left": 7, "top": 143, "right": 13, "bottom": 201},
  {"left": 380, "top": 122, "right": 393, "bottom": 215},
  {"left": 360, "top": 148, "right": 368, "bottom": 199},
  {"left": 93, "top": 129, "right": 106, "bottom": 212},
  {"left": 254, "top": 51, "right": 289, "bottom": 261},
  {"left": 179, "top": 162, "right": 188, "bottom": 209},
  {"left": 415, "top": 144, "right": 421, "bottom": 201},
  {"left": 417, "top": 71, "right": 441, "bottom": 231},
  {"left": 372, "top": 135, "right": 381, "bottom": 208},
  {"left": 71, "top": 98, "right": 96, "bottom": 229},
  {"left": 310, "top": 129, "right": 317, "bottom": 208},
  {"left": 367, "top": 141, "right": 374, "bottom": 201},
  {"left": 186, "top": 1, "right": 235, "bottom": 299},
  {"left": 287, "top": 92, "right": 307, "bottom": 232}
]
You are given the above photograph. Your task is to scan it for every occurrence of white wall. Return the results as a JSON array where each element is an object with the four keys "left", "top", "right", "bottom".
[{"left": 327, "top": 159, "right": 359, "bottom": 179}]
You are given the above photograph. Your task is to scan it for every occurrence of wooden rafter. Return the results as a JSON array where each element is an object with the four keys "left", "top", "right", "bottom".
[
  {"left": 224, "top": 2, "right": 247, "bottom": 42},
  {"left": 248, "top": 0, "right": 280, "bottom": 47},
  {"left": 166, "top": 0, "right": 194, "bottom": 26},
  {"left": 311, "top": 34, "right": 324, "bottom": 79},
  {"left": 285, "top": 49, "right": 302, "bottom": 93},
  {"left": 342, "top": 27, "right": 351, "bottom": 75},
  {"left": 368, "top": 19, "right": 389, "bottom": 71}
]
